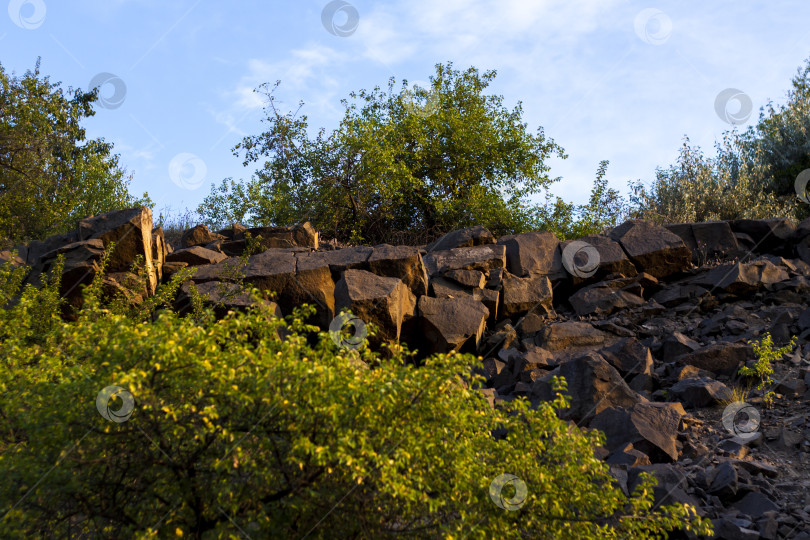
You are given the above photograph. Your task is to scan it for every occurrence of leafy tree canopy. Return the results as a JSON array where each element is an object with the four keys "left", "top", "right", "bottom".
[
  {"left": 0, "top": 58, "right": 150, "bottom": 245},
  {"left": 199, "top": 62, "right": 569, "bottom": 245}
]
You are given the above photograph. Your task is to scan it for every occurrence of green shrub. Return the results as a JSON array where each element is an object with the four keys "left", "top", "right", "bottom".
[
  {"left": 629, "top": 134, "right": 796, "bottom": 224},
  {"left": 739, "top": 332, "right": 798, "bottom": 407},
  {"left": 0, "top": 262, "right": 713, "bottom": 538}
]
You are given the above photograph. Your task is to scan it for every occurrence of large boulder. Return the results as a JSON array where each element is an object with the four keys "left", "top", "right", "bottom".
[
  {"left": 568, "top": 281, "right": 646, "bottom": 317},
  {"left": 221, "top": 222, "right": 318, "bottom": 255},
  {"left": 195, "top": 248, "right": 335, "bottom": 328},
  {"left": 496, "top": 230, "right": 565, "bottom": 281},
  {"left": 175, "top": 280, "right": 283, "bottom": 320},
  {"left": 666, "top": 221, "right": 741, "bottom": 265},
  {"left": 77, "top": 207, "right": 158, "bottom": 294},
  {"left": 26, "top": 239, "right": 106, "bottom": 314},
  {"left": 444, "top": 269, "right": 486, "bottom": 288},
  {"left": 429, "top": 277, "right": 500, "bottom": 322},
  {"left": 600, "top": 337, "right": 654, "bottom": 377},
  {"left": 660, "top": 332, "right": 702, "bottom": 362},
  {"left": 532, "top": 321, "right": 614, "bottom": 361},
  {"left": 729, "top": 218, "right": 796, "bottom": 255},
  {"left": 499, "top": 271, "right": 553, "bottom": 319},
  {"left": 589, "top": 402, "right": 685, "bottom": 462},
  {"left": 691, "top": 260, "right": 790, "bottom": 294},
  {"left": 334, "top": 269, "right": 416, "bottom": 343},
  {"left": 669, "top": 376, "right": 732, "bottom": 408},
  {"left": 165, "top": 246, "right": 228, "bottom": 267},
  {"left": 691, "top": 221, "right": 741, "bottom": 262},
  {"left": 367, "top": 244, "right": 429, "bottom": 297},
  {"left": 608, "top": 220, "right": 692, "bottom": 279},
  {"left": 556, "top": 352, "right": 644, "bottom": 423},
  {"left": 676, "top": 342, "right": 752, "bottom": 376},
  {"left": 417, "top": 296, "right": 489, "bottom": 355},
  {"left": 427, "top": 226, "right": 495, "bottom": 252},
  {"left": 180, "top": 224, "right": 226, "bottom": 248},
  {"left": 422, "top": 244, "right": 506, "bottom": 277}
]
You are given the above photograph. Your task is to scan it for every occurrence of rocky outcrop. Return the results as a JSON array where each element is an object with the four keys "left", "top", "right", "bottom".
[
  {"left": 609, "top": 219, "right": 692, "bottom": 279},
  {"left": 417, "top": 295, "right": 489, "bottom": 355},
  {"left": 8, "top": 210, "right": 810, "bottom": 536},
  {"left": 77, "top": 207, "right": 160, "bottom": 294},
  {"left": 334, "top": 269, "right": 416, "bottom": 343},
  {"left": 180, "top": 224, "right": 226, "bottom": 248},
  {"left": 220, "top": 222, "right": 319, "bottom": 256}
]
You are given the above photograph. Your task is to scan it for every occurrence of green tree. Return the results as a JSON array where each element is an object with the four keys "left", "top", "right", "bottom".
[
  {"left": 630, "top": 55, "right": 810, "bottom": 224},
  {"left": 743, "top": 57, "right": 810, "bottom": 220},
  {"left": 0, "top": 59, "right": 150, "bottom": 245},
  {"left": 199, "top": 62, "right": 567, "bottom": 244},
  {"left": 0, "top": 261, "right": 713, "bottom": 538}
]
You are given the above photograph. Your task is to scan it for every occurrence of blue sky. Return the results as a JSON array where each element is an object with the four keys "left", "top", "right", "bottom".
[{"left": 4, "top": 0, "right": 810, "bottom": 222}]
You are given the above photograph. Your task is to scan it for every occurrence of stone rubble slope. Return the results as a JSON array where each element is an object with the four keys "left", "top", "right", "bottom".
[{"left": 5, "top": 209, "right": 810, "bottom": 539}]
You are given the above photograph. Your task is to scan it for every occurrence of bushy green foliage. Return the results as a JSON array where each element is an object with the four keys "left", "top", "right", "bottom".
[
  {"left": 198, "top": 62, "right": 568, "bottom": 245},
  {"left": 739, "top": 332, "right": 798, "bottom": 408},
  {"left": 743, "top": 59, "right": 810, "bottom": 220},
  {"left": 629, "top": 134, "right": 797, "bottom": 224},
  {"left": 630, "top": 55, "right": 810, "bottom": 224},
  {"left": 0, "top": 261, "right": 713, "bottom": 538},
  {"left": 0, "top": 59, "right": 151, "bottom": 245}
]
